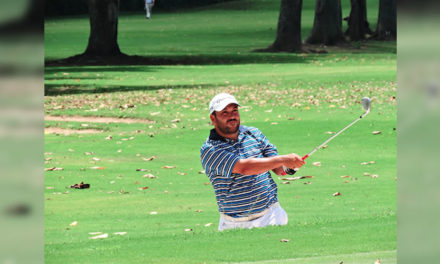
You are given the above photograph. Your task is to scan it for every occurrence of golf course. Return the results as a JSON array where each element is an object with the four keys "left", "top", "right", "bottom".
[{"left": 44, "top": 0, "right": 396, "bottom": 263}]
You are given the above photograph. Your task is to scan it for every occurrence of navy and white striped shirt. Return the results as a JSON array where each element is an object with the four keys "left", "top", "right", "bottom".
[{"left": 200, "top": 125, "right": 279, "bottom": 218}]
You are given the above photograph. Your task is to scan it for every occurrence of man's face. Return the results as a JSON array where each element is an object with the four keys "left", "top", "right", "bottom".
[{"left": 210, "top": 104, "right": 240, "bottom": 136}]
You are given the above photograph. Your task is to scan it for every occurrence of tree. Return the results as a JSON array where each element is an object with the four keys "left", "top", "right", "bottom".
[
  {"left": 344, "top": 0, "right": 372, "bottom": 41},
  {"left": 83, "top": 0, "right": 122, "bottom": 57},
  {"left": 306, "top": 0, "right": 344, "bottom": 45},
  {"left": 373, "top": 0, "right": 396, "bottom": 40},
  {"left": 262, "top": 0, "right": 303, "bottom": 52}
]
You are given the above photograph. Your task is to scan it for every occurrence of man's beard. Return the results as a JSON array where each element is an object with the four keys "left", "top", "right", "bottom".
[{"left": 218, "top": 119, "right": 240, "bottom": 135}]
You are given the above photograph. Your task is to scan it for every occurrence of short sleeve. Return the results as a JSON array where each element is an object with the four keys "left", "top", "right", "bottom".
[
  {"left": 201, "top": 145, "right": 239, "bottom": 179},
  {"left": 255, "top": 128, "right": 278, "bottom": 157}
]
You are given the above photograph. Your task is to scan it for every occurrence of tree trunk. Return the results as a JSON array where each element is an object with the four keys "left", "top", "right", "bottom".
[
  {"left": 306, "top": 0, "right": 344, "bottom": 45},
  {"left": 374, "top": 0, "right": 396, "bottom": 40},
  {"left": 345, "top": 0, "right": 372, "bottom": 41},
  {"left": 266, "top": 0, "right": 303, "bottom": 52},
  {"left": 84, "top": 0, "right": 122, "bottom": 56}
]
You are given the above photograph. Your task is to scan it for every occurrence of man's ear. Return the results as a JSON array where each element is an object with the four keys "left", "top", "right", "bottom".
[{"left": 209, "top": 114, "right": 216, "bottom": 125}]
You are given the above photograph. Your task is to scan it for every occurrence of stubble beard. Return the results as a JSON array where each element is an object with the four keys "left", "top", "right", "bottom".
[{"left": 218, "top": 120, "right": 240, "bottom": 135}]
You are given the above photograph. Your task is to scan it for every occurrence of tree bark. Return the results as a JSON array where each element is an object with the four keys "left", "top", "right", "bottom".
[
  {"left": 374, "top": 0, "right": 396, "bottom": 40},
  {"left": 345, "top": 0, "right": 372, "bottom": 41},
  {"left": 306, "top": 0, "right": 344, "bottom": 45},
  {"left": 84, "top": 0, "right": 122, "bottom": 56},
  {"left": 265, "top": 0, "right": 303, "bottom": 52}
]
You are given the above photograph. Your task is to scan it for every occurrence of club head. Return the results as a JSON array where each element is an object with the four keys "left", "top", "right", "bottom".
[{"left": 361, "top": 97, "right": 371, "bottom": 111}]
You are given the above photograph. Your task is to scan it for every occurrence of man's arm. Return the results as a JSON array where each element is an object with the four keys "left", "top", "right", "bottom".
[{"left": 232, "top": 153, "right": 305, "bottom": 176}]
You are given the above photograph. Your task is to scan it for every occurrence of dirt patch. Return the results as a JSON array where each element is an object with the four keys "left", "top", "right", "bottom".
[
  {"left": 45, "top": 115, "right": 154, "bottom": 124},
  {"left": 45, "top": 127, "right": 103, "bottom": 135}
]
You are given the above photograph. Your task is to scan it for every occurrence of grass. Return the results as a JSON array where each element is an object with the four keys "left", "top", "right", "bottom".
[{"left": 44, "top": 0, "right": 396, "bottom": 263}]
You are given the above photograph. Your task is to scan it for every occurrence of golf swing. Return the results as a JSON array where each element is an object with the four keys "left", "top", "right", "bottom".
[
  {"left": 201, "top": 93, "right": 370, "bottom": 231},
  {"left": 284, "top": 97, "right": 372, "bottom": 175}
]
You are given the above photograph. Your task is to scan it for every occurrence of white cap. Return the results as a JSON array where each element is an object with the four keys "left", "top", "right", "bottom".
[{"left": 209, "top": 93, "right": 240, "bottom": 114}]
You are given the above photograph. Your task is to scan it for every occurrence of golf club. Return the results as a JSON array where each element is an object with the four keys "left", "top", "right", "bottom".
[{"left": 284, "top": 97, "right": 371, "bottom": 175}]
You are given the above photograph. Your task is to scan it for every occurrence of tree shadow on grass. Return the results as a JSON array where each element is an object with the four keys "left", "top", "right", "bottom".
[
  {"left": 44, "top": 83, "right": 217, "bottom": 96},
  {"left": 45, "top": 52, "right": 309, "bottom": 67}
]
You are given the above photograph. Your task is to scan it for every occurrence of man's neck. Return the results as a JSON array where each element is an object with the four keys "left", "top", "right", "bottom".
[{"left": 215, "top": 128, "right": 239, "bottom": 141}]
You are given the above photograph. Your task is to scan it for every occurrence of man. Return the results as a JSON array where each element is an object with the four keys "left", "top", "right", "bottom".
[
  {"left": 144, "top": 0, "right": 155, "bottom": 19},
  {"left": 200, "top": 93, "right": 305, "bottom": 231}
]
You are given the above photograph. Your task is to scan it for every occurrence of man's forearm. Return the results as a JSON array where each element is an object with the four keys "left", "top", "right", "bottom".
[{"left": 232, "top": 156, "right": 286, "bottom": 175}]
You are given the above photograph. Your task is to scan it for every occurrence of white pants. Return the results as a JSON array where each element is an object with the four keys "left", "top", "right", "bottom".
[
  {"left": 218, "top": 203, "right": 288, "bottom": 231},
  {"left": 145, "top": 3, "right": 153, "bottom": 18}
]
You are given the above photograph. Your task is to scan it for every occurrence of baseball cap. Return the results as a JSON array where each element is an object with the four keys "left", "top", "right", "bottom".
[{"left": 209, "top": 93, "right": 240, "bottom": 114}]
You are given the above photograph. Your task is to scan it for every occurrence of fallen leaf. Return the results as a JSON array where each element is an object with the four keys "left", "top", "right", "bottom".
[
  {"left": 313, "top": 162, "right": 322, "bottom": 167},
  {"left": 372, "top": 131, "right": 382, "bottom": 135},
  {"left": 282, "top": 177, "right": 301, "bottom": 181},
  {"left": 141, "top": 186, "right": 149, "bottom": 190},
  {"left": 92, "top": 157, "right": 100, "bottom": 161},
  {"left": 204, "top": 223, "right": 213, "bottom": 227},
  {"left": 89, "top": 233, "right": 108, "bottom": 239},
  {"left": 198, "top": 170, "right": 205, "bottom": 174},
  {"left": 45, "top": 167, "right": 63, "bottom": 171},
  {"left": 281, "top": 176, "right": 314, "bottom": 181},
  {"left": 333, "top": 192, "right": 341, "bottom": 196},
  {"left": 371, "top": 174, "right": 379, "bottom": 178},
  {"left": 171, "top": 119, "right": 181, "bottom": 123},
  {"left": 184, "top": 228, "right": 193, "bottom": 232},
  {"left": 282, "top": 181, "right": 290, "bottom": 184},
  {"left": 340, "top": 175, "right": 351, "bottom": 178},
  {"left": 142, "top": 156, "right": 156, "bottom": 161},
  {"left": 105, "top": 135, "right": 112, "bottom": 140},
  {"left": 195, "top": 209, "right": 203, "bottom": 213},
  {"left": 113, "top": 232, "right": 127, "bottom": 236},
  {"left": 119, "top": 189, "right": 129, "bottom": 194},
  {"left": 143, "top": 174, "right": 156, "bottom": 179},
  {"left": 150, "top": 112, "right": 160, "bottom": 116},
  {"left": 303, "top": 181, "right": 312, "bottom": 185},
  {"left": 326, "top": 131, "right": 335, "bottom": 134},
  {"left": 88, "top": 232, "right": 102, "bottom": 235},
  {"left": 203, "top": 182, "right": 210, "bottom": 185},
  {"left": 321, "top": 145, "right": 328, "bottom": 149},
  {"left": 84, "top": 152, "right": 94, "bottom": 155},
  {"left": 162, "top": 165, "right": 176, "bottom": 169},
  {"left": 70, "top": 221, "right": 78, "bottom": 226},
  {"left": 90, "top": 166, "right": 105, "bottom": 170},
  {"left": 177, "top": 171, "right": 187, "bottom": 176},
  {"left": 46, "top": 186, "right": 54, "bottom": 189},
  {"left": 363, "top": 172, "right": 371, "bottom": 176},
  {"left": 150, "top": 211, "right": 157, "bottom": 215},
  {"left": 374, "top": 259, "right": 381, "bottom": 264},
  {"left": 280, "top": 238, "right": 290, "bottom": 242}
]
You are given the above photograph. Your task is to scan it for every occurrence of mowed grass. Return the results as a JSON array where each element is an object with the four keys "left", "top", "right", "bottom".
[{"left": 44, "top": 0, "right": 396, "bottom": 263}]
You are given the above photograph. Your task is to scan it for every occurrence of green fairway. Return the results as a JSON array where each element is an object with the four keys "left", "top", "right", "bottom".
[{"left": 44, "top": 0, "right": 396, "bottom": 263}]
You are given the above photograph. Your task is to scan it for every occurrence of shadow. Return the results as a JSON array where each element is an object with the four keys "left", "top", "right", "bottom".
[
  {"left": 45, "top": 52, "right": 310, "bottom": 67},
  {"left": 44, "top": 83, "right": 217, "bottom": 96},
  {"left": 44, "top": 65, "right": 158, "bottom": 79}
]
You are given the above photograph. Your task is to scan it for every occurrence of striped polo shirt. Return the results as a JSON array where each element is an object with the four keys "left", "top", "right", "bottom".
[{"left": 200, "top": 125, "right": 279, "bottom": 218}]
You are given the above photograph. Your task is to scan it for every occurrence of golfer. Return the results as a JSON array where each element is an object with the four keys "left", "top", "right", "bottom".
[
  {"left": 201, "top": 93, "right": 305, "bottom": 231},
  {"left": 144, "top": 0, "right": 155, "bottom": 19}
]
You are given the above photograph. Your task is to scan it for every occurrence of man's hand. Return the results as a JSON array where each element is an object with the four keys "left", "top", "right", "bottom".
[
  {"left": 272, "top": 166, "right": 286, "bottom": 176},
  {"left": 281, "top": 153, "right": 305, "bottom": 169}
]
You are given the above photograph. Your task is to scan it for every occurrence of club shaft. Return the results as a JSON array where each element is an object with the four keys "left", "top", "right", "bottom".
[
  {"left": 306, "top": 115, "right": 364, "bottom": 158},
  {"left": 285, "top": 110, "right": 369, "bottom": 175}
]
